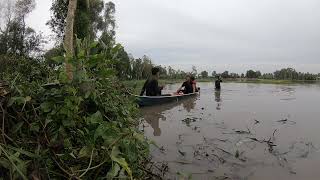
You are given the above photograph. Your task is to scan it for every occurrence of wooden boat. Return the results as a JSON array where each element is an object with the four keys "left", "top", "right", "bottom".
[{"left": 134, "top": 92, "right": 199, "bottom": 106}]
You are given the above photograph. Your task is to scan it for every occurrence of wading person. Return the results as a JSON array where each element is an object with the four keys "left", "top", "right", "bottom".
[
  {"left": 215, "top": 76, "right": 222, "bottom": 90},
  {"left": 176, "top": 75, "right": 194, "bottom": 94},
  {"left": 140, "top": 67, "right": 163, "bottom": 96}
]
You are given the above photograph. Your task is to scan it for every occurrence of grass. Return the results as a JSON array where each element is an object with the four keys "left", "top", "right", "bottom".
[{"left": 123, "top": 78, "right": 319, "bottom": 94}]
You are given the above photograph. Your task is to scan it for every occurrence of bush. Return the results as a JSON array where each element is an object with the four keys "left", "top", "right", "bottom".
[
  {"left": 0, "top": 40, "right": 150, "bottom": 179},
  {"left": 0, "top": 55, "right": 51, "bottom": 82}
]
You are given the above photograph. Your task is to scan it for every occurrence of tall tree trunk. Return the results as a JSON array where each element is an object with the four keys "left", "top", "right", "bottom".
[
  {"left": 64, "top": 0, "right": 77, "bottom": 81},
  {"left": 64, "top": 0, "right": 77, "bottom": 56}
]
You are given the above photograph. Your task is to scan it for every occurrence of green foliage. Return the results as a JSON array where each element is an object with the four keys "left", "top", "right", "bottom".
[
  {"left": 0, "top": 0, "right": 43, "bottom": 56},
  {"left": 48, "top": 0, "right": 111, "bottom": 40},
  {"left": 0, "top": 55, "right": 51, "bottom": 82},
  {"left": 0, "top": 40, "right": 150, "bottom": 179},
  {"left": 246, "top": 70, "right": 261, "bottom": 79},
  {"left": 273, "top": 68, "right": 318, "bottom": 80},
  {"left": 200, "top": 71, "right": 208, "bottom": 78}
]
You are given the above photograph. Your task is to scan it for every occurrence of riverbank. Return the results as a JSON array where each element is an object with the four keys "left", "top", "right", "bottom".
[{"left": 124, "top": 78, "right": 319, "bottom": 94}]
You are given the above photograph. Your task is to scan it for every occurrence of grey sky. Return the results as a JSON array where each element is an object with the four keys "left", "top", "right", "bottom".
[{"left": 27, "top": 0, "right": 320, "bottom": 73}]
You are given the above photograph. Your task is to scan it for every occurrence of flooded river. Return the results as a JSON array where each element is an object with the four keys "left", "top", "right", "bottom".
[{"left": 140, "top": 82, "right": 320, "bottom": 180}]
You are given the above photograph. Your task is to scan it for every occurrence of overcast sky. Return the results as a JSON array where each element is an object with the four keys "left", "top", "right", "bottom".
[{"left": 27, "top": 0, "right": 320, "bottom": 73}]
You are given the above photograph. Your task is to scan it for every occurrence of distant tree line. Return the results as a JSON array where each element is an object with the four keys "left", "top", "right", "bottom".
[
  {"left": 0, "top": 1, "right": 319, "bottom": 82},
  {"left": 108, "top": 54, "right": 320, "bottom": 80}
]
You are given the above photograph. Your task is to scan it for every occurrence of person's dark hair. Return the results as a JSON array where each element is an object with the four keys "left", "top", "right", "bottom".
[
  {"left": 190, "top": 76, "right": 195, "bottom": 81},
  {"left": 152, "top": 67, "right": 160, "bottom": 75}
]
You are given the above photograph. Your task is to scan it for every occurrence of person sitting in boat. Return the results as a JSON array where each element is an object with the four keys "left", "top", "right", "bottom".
[
  {"left": 190, "top": 76, "right": 198, "bottom": 92},
  {"left": 176, "top": 75, "right": 194, "bottom": 94},
  {"left": 140, "top": 67, "right": 164, "bottom": 96},
  {"left": 215, "top": 76, "right": 222, "bottom": 90}
]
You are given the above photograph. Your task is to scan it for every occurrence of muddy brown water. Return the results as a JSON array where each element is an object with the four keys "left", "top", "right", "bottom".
[{"left": 139, "top": 82, "right": 320, "bottom": 180}]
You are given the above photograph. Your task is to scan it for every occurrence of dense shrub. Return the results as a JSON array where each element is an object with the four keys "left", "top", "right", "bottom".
[
  {"left": 0, "top": 55, "right": 51, "bottom": 82},
  {"left": 0, "top": 40, "right": 150, "bottom": 179}
]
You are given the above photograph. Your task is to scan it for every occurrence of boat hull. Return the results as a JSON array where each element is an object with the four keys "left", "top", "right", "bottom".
[{"left": 135, "top": 93, "right": 198, "bottom": 106}]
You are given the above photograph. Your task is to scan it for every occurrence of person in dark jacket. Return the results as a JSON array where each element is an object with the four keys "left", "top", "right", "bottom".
[
  {"left": 176, "top": 75, "right": 194, "bottom": 94},
  {"left": 215, "top": 76, "right": 222, "bottom": 90},
  {"left": 140, "top": 67, "right": 163, "bottom": 96}
]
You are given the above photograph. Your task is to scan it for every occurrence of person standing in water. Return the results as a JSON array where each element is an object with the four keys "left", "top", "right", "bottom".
[
  {"left": 140, "top": 67, "right": 163, "bottom": 96},
  {"left": 215, "top": 76, "right": 222, "bottom": 90}
]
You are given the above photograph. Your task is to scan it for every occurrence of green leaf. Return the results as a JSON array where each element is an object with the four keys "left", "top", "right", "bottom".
[
  {"left": 12, "top": 122, "right": 24, "bottom": 133},
  {"left": 87, "top": 111, "right": 103, "bottom": 124},
  {"left": 110, "top": 146, "right": 132, "bottom": 179},
  {"left": 25, "top": 96, "right": 31, "bottom": 102},
  {"left": 78, "top": 146, "right": 93, "bottom": 158},
  {"left": 133, "top": 132, "right": 144, "bottom": 142},
  {"left": 90, "top": 41, "right": 98, "bottom": 49},
  {"left": 69, "top": 152, "right": 76, "bottom": 159},
  {"left": 40, "top": 102, "right": 52, "bottom": 113},
  {"left": 52, "top": 56, "right": 65, "bottom": 64},
  {"left": 6, "top": 146, "right": 38, "bottom": 158},
  {"left": 85, "top": 91, "right": 91, "bottom": 99},
  {"left": 106, "top": 163, "right": 120, "bottom": 178},
  {"left": 7, "top": 97, "right": 25, "bottom": 107},
  {"left": 44, "top": 119, "right": 53, "bottom": 127},
  {"left": 58, "top": 70, "right": 69, "bottom": 83},
  {"left": 0, "top": 158, "right": 10, "bottom": 169},
  {"left": 30, "top": 123, "right": 39, "bottom": 132}
]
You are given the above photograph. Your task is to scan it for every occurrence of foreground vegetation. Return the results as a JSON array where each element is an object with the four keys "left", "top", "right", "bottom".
[
  {"left": 0, "top": 0, "right": 152, "bottom": 179},
  {"left": 0, "top": 0, "right": 319, "bottom": 179},
  {"left": 0, "top": 41, "right": 153, "bottom": 180}
]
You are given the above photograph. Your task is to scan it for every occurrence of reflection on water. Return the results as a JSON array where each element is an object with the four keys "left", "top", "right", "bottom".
[
  {"left": 214, "top": 90, "right": 222, "bottom": 110},
  {"left": 140, "top": 82, "right": 320, "bottom": 180},
  {"left": 143, "top": 112, "right": 163, "bottom": 136},
  {"left": 141, "top": 96, "right": 197, "bottom": 136}
]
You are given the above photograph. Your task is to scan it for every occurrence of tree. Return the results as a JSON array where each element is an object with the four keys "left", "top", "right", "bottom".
[
  {"left": 113, "top": 45, "right": 130, "bottom": 79},
  {"left": 99, "top": 1, "right": 116, "bottom": 46},
  {"left": 229, "top": 73, "right": 239, "bottom": 78},
  {"left": 63, "top": 0, "right": 77, "bottom": 81},
  {"left": 262, "top": 73, "right": 273, "bottom": 79},
  {"left": 221, "top": 71, "right": 229, "bottom": 78},
  {"left": 47, "top": 0, "right": 116, "bottom": 45},
  {"left": 158, "top": 66, "right": 168, "bottom": 78},
  {"left": 141, "top": 55, "right": 153, "bottom": 79},
  {"left": 200, "top": 71, "right": 209, "bottom": 78},
  {"left": 211, "top": 71, "right": 216, "bottom": 77},
  {"left": 272, "top": 68, "right": 317, "bottom": 80},
  {"left": 246, "top": 70, "right": 260, "bottom": 79},
  {"left": 44, "top": 45, "right": 65, "bottom": 68},
  {"left": 0, "top": 0, "right": 43, "bottom": 56},
  {"left": 64, "top": 0, "right": 77, "bottom": 57},
  {"left": 191, "top": 65, "right": 197, "bottom": 76},
  {"left": 256, "top": 71, "right": 262, "bottom": 78},
  {"left": 48, "top": 0, "right": 110, "bottom": 41}
]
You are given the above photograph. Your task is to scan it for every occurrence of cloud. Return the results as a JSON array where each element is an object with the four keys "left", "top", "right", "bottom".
[
  {"left": 27, "top": 0, "right": 320, "bottom": 73},
  {"left": 113, "top": 0, "right": 320, "bottom": 72}
]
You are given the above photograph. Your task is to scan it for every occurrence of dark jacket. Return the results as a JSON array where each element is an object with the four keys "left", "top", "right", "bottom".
[
  {"left": 140, "top": 78, "right": 162, "bottom": 96},
  {"left": 181, "top": 81, "right": 193, "bottom": 94},
  {"left": 215, "top": 79, "right": 222, "bottom": 89}
]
